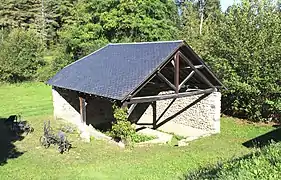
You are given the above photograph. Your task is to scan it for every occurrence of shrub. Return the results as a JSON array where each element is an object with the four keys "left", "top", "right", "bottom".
[
  {"left": 0, "top": 28, "right": 45, "bottom": 83},
  {"left": 108, "top": 104, "right": 155, "bottom": 144},
  {"left": 109, "top": 105, "right": 135, "bottom": 142}
]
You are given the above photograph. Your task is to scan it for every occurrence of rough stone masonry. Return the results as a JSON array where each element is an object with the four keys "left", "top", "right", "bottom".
[
  {"left": 52, "top": 87, "right": 221, "bottom": 134},
  {"left": 138, "top": 91, "right": 221, "bottom": 134}
]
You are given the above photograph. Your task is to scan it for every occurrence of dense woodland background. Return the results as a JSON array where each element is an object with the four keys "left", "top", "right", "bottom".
[{"left": 0, "top": 0, "right": 280, "bottom": 121}]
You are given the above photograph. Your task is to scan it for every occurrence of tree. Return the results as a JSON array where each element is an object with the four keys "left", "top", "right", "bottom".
[
  {"left": 0, "top": 29, "right": 45, "bottom": 82},
  {"left": 41, "top": 0, "right": 78, "bottom": 45},
  {"left": 0, "top": 0, "right": 41, "bottom": 30},
  {"left": 0, "top": 0, "right": 76, "bottom": 46},
  {"left": 60, "top": 0, "right": 180, "bottom": 59},
  {"left": 205, "top": 0, "right": 281, "bottom": 120},
  {"left": 180, "top": 0, "right": 221, "bottom": 55}
]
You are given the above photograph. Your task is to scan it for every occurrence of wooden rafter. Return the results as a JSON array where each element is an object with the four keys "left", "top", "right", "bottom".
[
  {"left": 124, "top": 50, "right": 217, "bottom": 104},
  {"left": 157, "top": 72, "right": 176, "bottom": 91},
  {"left": 179, "top": 70, "right": 195, "bottom": 89},
  {"left": 163, "top": 65, "right": 203, "bottom": 70},
  {"left": 128, "top": 103, "right": 138, "bottom": 116},
  {"left": 129, "top": 74, "right": 157, "bottom": 98},
  {"left": 126, "top": 88, "right": 215, "bottom": 104},
  {"left": 178, "top": 51, "right": 215, "bottom": 88}
]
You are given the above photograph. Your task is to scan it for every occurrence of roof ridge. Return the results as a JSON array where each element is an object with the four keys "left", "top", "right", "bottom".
[{"left": 108, "top": 40, "right": 183, "bottom": 45}]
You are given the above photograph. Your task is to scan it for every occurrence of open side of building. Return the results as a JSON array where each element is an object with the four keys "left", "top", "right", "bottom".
[{"left": 47, "top": 40, "right": 224, "bottom": 135}]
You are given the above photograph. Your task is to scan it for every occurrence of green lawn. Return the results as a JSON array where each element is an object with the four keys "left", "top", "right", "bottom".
[
  {"left": 0, "top": 83, "right": 274, "bottom": 180},
  {"left": 0, "top": 82, "right": 53, "bottom": 117}
]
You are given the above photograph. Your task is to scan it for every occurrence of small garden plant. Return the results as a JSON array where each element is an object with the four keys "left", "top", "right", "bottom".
[{"left": 108, "top": 104, "right": 155, "bottom": 145}]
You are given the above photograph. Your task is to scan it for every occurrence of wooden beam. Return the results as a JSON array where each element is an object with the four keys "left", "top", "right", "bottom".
[
  {"left": 184, "top": 65, "right": 204, "bottom": 69},
  {"left": 157, "top": 72, "right": 176, "bottom": 91},
  {"left": 129, "top": 74, "right": 156, "bottom": 98},
  {"left": 152, "top": 101, "right": 157, "bottom": 129},
  {"left": 79, "top": 96, "right": 86, "bottom": 124},
  {"left": 156, "top": 98, "right": 176, "bottom": 124},
  {"left": 178, "top": 51, "right": 215, "bottom": 88},
  {"left": 164, "top": 65, "right": 203, "bottom": 70},
  {"left": 174, "top": 52, "right": 180, "bottom": 93},
  {"left": 126, "top": 88, "right": 215, "bottom": 104},
  {"left": 128, "top": 103, "right": 138, "bottom": 116},
  {"left": 179, "top": 70, "right": 195, "bottom": 89}
]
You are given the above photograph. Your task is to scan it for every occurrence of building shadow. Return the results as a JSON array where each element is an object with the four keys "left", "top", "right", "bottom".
[
  {"left": 242, "top": 128, "right": 281, "bottom": 148},
  {"left": 0, "top": 116, "right": 25, "bottom": 166},
  {"left": 54, "top": 87, "right": 115, "bottom": 131}
]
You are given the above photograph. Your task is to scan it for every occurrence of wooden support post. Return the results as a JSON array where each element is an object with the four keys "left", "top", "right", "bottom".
[
  {"left": 79, "top": 96, "right": 86, "bottom": 124},
  {"left": 174, "top": 52, "right": 180, "bottom": 93},
  {"left": 152, "top": 101, "right": 156, "bottom": 129}
]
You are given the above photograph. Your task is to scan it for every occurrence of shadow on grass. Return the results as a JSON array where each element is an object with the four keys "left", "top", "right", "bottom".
[
  {"left": 180, "top": 152, "right": 257, "bottom": 180},
  {"left": 0, "top": 116, "right": 25, "bottom": 166},
  {"left": 242, "top": 128, "right": 281, "bottom": 148}
]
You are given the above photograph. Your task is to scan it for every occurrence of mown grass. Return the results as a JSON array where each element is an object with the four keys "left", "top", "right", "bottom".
[
  {"left": 0, "top": 82, "right": 53, "bottom": 117},
  {"left": 0, "top": 83, "right": 275, "bottom": 179}
]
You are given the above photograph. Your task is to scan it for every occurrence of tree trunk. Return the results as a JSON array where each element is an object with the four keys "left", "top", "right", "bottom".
[{"left": 199, "top": 11, "right": 204, "bottom": 35}]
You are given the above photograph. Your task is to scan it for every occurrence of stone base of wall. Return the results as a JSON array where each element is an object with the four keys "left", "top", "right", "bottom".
[
  {"left": 138, "top": 92, "right": 221, "bottom": 133},
  {"left": 52, "top": 88, "right": 81, "bottom": 126}
]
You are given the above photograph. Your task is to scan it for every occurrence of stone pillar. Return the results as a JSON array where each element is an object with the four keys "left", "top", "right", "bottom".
[{"left": 211, "top": 92, "right": 221, "bottom": 134}]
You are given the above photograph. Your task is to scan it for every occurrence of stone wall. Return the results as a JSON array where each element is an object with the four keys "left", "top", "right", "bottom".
[
  {"left": 52, "top": 87, "right": 114, "bottom": 129},
  {"left": 52, "top": 87, "right": 221, "bottom": 134},
  {"left": 137, "top": 91, "right": 221, "bottom": 133}
]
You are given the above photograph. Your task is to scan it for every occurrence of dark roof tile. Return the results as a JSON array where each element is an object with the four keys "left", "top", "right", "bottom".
[{"left": 47, "top": 41, "right": 184, "bottom": 100}]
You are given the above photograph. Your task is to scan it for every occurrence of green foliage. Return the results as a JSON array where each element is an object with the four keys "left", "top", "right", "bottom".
[
  {"left": 109, "top": 105, "right": 135, "bottom": 142},
  {"left": 108, "top": 104, "right": 155, "bottom": 144},
  {"left": 0, "top": 28, "right": 44, "bottom": 83},
  {"left": 204, "top": 0, "right": 281, "bottom": 121},
  {"left": 0, "top": 0, "right": 41, "bottom": 29},
  {"left": 185, "top": 142, "right": 281, "bottom": 179},
  {"left": 60, "top": 0, "right": 180, "bottom": 59},
  {"left": 180, "top": 0, "right": 221, "bottom": 56},
  {"left": 36, "top": 44, "right": 73, "bottom": 81},
  {"left": 130, "top": 133, "right": 155, "bottom": 143},
  {"left": 181, "top": 0, "right": 281, "bottom": 121}
]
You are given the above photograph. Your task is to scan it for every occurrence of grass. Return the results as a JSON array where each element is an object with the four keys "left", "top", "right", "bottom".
[
  {"left": 0, "top": 82, "right": 53, "bottom": 117},
  {"left": 0, "top": 82, "right": 275, "bottom": 179},
  {"left": 186, "top": 142, "right": 281, "bottom": 179}
]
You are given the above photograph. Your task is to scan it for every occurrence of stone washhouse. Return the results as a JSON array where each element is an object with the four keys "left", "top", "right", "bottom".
[{"left": 47, "top": 40, "right": 224, "bottom": 138}]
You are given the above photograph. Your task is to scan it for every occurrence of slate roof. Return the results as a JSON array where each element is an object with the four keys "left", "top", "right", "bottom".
[{"left": 47, "top": 40, "right": 223, "bottom": 100}]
